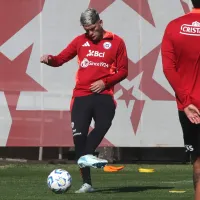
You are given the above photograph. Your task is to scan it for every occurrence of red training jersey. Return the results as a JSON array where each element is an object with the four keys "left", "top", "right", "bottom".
[
  {"left": 161, "top": 9, "right": 200, "bottom": 111},
  {"left": 48, "top": 31, "right": 128, "bottom": 97}
]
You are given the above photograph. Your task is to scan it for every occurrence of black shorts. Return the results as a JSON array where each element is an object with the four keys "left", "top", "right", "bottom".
[
  {"left": 71, "top": 93, "right": 116, "bottom": 139},
  {"left": 179, "top": 111, "right": 200, "bottom": 156}
]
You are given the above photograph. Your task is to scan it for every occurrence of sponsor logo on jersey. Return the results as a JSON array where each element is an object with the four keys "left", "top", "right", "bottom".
[
  {"left": 180, "top": 21, "right": 200, "bottom": 36},
  {"left": 80, "top": 58, "right": 109, "bottom": 68},
  {"left": 82, "top": 41, "right": 90, "bottom": 46},
  {"left": 86, "top": 50, "right": 105, "bottom": 57}
]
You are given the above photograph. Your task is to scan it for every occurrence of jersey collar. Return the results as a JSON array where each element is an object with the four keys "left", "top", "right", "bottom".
[
  {"left": 191, "top": 8, "right": 200, "bottom": 13},
  {"left": 103, "top": 31, "right": 114, "bottom": 39},
  {"left": 85, "top": 31, "right": 114, "bottom": 41}
]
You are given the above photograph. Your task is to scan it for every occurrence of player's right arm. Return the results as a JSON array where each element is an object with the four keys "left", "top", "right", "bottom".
[
  {"left": 161, "top": 24, "right": 191, "bottom": 109},
  {"left": 161, "top": 23, "right": 200, "bottom": 124},
  {"left": 40, "top": 36, "right": 79, "bottom": 67}
]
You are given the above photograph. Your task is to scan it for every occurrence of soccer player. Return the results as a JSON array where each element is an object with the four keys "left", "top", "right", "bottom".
[
  {"left": 161, "top": 1, "right": 200, "bottom": 199},
  {"left": 40, "top": 8, "right": 128, "bottom": 193}
]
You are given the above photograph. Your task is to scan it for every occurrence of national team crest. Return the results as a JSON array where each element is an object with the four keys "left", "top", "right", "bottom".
[{"left": 103, "top": 42, "right": 112, "bottom": 49}]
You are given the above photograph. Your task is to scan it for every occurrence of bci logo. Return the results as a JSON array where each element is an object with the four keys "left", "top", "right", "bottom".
[{"left": 86, "top": 50, "right": 105, "bottom": 58}]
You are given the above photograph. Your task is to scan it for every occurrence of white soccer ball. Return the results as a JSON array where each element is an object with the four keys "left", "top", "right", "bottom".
[{"left": 47, "top": 169, "right": 72, "bottom": 193}]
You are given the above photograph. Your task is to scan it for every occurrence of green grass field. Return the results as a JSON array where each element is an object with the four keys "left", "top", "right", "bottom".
[{"left": 0, "top": 163, "right": 194, "bottom": 200}]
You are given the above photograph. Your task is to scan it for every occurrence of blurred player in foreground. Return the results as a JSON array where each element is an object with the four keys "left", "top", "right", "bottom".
[{"left": 161, "top": 1, "right": 200, "bottom": 199}]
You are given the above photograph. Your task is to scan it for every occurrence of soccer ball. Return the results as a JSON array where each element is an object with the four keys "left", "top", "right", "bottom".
[{"left": 47, "top": 169, "right": 72, "bottom": 193}]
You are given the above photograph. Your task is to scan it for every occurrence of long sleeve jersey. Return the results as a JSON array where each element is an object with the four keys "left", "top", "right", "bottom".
[
  {"left": 161, "top": 9, "right": 200, "bottom": 111},
  {"left": 48, "top": 31, "right": 128, "bottom": 97}
]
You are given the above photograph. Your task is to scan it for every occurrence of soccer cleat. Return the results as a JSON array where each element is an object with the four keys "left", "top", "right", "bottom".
[
  {"left": 77, "top": 154, "right": 108, "bottom": 169},
  {"left": 75, "top": 183, "right": 95, "bottom": 193}
]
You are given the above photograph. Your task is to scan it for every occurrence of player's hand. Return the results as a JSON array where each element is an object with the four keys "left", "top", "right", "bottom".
[
  {"left": 90, "top": 80, "right": 105, "bottom": 93},
  {"left": 184, "top": 104, "right": 200, "bottom": 124},
  {"left": 40, "top": 55, "right": 52, "bottom": 65}
]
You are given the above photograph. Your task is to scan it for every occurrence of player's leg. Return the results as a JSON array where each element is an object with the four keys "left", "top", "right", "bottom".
[
  {"left": 83, "top": 94, "right": 116, "bottom": 168},
  {"left": 70, "top": 95, "right": 93, "bottom": 189},
  {"left": 193, "top": 157, "right": 200, "bottom": 200},
  {"left": 178, "top": 111, "right": 200, "bottom": 200},
  {"left": 191, "top": 130, "right": 200, "bottom": 200}
]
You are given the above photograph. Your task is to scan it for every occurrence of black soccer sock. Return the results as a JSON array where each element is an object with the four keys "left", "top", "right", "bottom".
[{"left": 80, "top": 167, "right": 92, "bottom": 185}]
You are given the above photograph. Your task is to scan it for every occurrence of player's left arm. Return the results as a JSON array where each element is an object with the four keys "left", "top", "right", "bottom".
[{"left": 103, "top": 39, "right": 128, "bottom": 87}]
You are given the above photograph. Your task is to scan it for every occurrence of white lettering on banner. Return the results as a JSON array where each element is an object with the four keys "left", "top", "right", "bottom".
[
  {"left": 185, "top": 145, "right": 194, "bottom": 152},
  {"left": 180, "top": 21, "right": 200, "bottom": 36},
  {"left": 80, "top": 58, "right": 109, "bottom": 68},
  {"left": 86, "top": 50, "right": 105, "bottom": 57}
]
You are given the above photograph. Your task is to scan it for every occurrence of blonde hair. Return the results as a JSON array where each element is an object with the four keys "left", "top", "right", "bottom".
[{"left": 80, "top": 8, "right": 100, "bottom": 26}]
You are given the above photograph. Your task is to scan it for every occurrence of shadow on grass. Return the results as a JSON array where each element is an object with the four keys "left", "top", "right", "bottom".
[{"left": 93, "top": 186, "right": 174, "bottom": 193}]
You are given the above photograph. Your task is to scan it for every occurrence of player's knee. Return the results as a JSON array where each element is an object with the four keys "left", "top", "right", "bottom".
[
  {"left": 73, "top": 133, "right": 85, "bottom": 145},
  {"left": 193, "top": 156, "right": 200, "bottom": 168},
  {"left": 95, "top": 120, "right": 112, "bottom": 132},
  {"left": 71, "top": 122, "right": 88, "bottom": 138},
  {"left": 192, "top": 153, "right": 200, "bottom": 165},
  {"left": 193, "top": 157, "right": 200, "bottom": 189}
]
